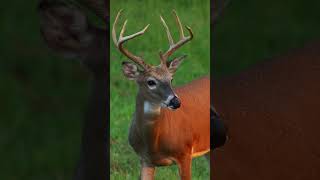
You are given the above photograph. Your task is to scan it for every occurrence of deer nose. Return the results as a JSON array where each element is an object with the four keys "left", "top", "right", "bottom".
[{"left": 168, "top": 96, "right": 181, "bottom": 109}]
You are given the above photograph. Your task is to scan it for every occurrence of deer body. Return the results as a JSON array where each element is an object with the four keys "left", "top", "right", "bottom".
[
  {"left": 129, "top": 76, "right": 210, "bottom": 166},
  {"left": 213, "top": 40, "right": 320, "bottom": 179}
]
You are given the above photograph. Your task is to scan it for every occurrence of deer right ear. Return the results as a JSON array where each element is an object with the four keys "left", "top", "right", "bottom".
[
  {"left": 167, "top": 55, "right": 187, "bottom": 74},
  {"left": 122, "top": 62, "right": 140, "bottom": 80},
  {"left": 38, "top": 0, "right": 93, "bottom": 59}
]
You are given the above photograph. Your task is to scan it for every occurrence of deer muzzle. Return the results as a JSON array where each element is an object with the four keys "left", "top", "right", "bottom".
[{"left": 168, "top": 95, "right": 181, "bottom": 109}]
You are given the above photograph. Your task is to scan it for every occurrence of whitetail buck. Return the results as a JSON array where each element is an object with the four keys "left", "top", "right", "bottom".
[
  {"left": 38, "top": 0, "right": 108, "bottom": 179},
  {"left": 112, "top": 10, "right": 210, "bottom": 180},
  {"left": 212, "top": 3, "right": 320, "bottom": 180}
]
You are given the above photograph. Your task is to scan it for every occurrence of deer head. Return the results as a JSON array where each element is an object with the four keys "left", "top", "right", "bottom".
[{"left": 112, "top": 10, "right": 193, "bottom": 110}]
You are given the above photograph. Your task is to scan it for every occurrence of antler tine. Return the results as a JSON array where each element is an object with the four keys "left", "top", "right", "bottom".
[
  {"left": 160, "top": 15, "right": 174, "bottom": 46},
  {"left": 159, "top": 10, "right": 193, "bottom": 64},
  {"left": 112, "top": 10, "right": 150, "bottom": 69},
  {"left": 172, "top": 10, "right": 184, "bottom": 39},
  {"left": 112, "top": 9, "right": 123, "bottom": 46}
]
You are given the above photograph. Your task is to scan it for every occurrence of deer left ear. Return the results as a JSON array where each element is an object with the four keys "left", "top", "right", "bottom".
[
  {"left": 168, "top": 55, "right": 187, "bottom": 73},
  {"left": 122, "top": 61, "right": 140, "bottom": 80}
]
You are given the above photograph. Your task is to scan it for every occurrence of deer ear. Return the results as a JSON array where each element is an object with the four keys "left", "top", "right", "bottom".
[
  {"left": 38, "top": 0, "right": 94, "bottom": 59},
  {"left": 122, "top": 62, "right": 140, "bottom": 80},
  {"left": 168, "top": 55, "right": 187, "bottom": 73}
]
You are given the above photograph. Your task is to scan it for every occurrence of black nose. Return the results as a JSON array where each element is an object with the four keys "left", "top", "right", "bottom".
[{"left": 168, "top": 96, "right": 181, "bottom": 109}]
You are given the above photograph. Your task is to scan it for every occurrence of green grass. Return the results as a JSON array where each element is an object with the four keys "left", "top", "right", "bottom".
[{"left": 110, "top": 0, "right": 210, "bottom": 179}]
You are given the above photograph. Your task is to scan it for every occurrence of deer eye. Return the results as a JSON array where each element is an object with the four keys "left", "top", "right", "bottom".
[{"left": 147, "top": 79, "right": 157, "bottom": 86}]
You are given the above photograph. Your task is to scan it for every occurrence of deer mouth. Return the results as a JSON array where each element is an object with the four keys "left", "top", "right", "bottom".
[
  {"left": 161, "top": 102, "right": 170, "bottom": 108},
  {"left": 161, "top": 102, "right": 180, "bottom": 110}
]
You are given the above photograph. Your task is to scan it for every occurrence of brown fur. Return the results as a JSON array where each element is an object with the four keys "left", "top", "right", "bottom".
[
  {"left": 213, "top": 40, "right": 320, "bottom": 180},
  {"left": 129, "top": 76, "right": 210, "bottom": 180}
]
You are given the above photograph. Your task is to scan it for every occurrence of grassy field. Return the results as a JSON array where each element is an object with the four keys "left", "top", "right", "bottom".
[{"left": 110, "top": 0, "right": 210, "bottom": 179}]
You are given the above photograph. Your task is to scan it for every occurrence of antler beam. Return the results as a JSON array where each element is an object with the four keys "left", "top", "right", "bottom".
[
  {"left": 112, "top": 10, "right": 150, "bottom": 69},
  {"left": 159, "top": 10, "right": 193, "bottom": 65}
]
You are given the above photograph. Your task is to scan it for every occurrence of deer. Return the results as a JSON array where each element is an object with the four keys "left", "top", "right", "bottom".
[
  {"left": 211, "top": 2, "right": 320, "bottom": 180},
  {"left": 38, "top": 0, "right": 108, "bottom": 179},
  {"left": 112, "top": 10, "right": 210, "bottom": 180}
]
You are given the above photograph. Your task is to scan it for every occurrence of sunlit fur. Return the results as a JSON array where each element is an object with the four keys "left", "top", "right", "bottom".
[{"left": 129, "top": 76, "right": 210, "bottom": 179}]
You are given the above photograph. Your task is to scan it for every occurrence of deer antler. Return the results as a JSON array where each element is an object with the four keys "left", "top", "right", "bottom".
[
  {"left": 78, "top": 0, "right": 107, "bottom": 20},
  {"left": 159, "top": 10, "right": 193, "bottom": 65},
  {"left": 112, "top": 10, "right": 151, "bottom": 69}
]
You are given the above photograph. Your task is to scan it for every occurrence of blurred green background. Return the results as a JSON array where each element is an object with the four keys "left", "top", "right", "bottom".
[
  {"left": 213, "top": 1, "right": 320, "bottom": 78},
  {"left": 110, "top": 0, "right": 210, "bottom": 179},
  {"left": 0, "top": 0, "right": 89, "bottom": 179},
  {"left": 0, "top": 0, "right": 320, "bottom": 180}
]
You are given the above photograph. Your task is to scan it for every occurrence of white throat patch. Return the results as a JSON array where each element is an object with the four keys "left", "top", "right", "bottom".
[{"left": 144, "top": 101, "right": 161, "bottom": 114}]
